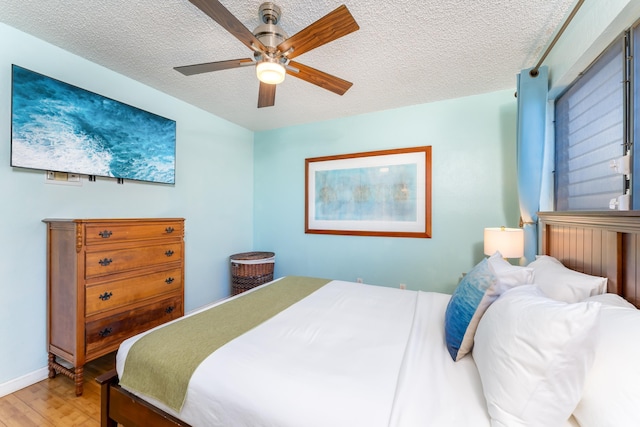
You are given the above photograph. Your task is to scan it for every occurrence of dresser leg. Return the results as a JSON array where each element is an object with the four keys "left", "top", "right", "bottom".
[
  {"left": 47, "top": 353, "right": 57, "bottom": 378},
  {"left": 74, "top": 366, "right": 84, "bottom": 396},
  {"left": 48, "top": 354, "right": 84, "bottom": 396}
]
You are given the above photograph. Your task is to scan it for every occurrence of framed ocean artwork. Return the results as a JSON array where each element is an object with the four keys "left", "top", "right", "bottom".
[
  {"left": 305, "top": 146, "right": 432, "bottom": 238},
  {"left": 10, "top": 65, "right": 176, "bottom": 184}
]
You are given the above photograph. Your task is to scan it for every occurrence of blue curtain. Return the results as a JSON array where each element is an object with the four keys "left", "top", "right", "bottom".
[{"left": 516, "top": 66, "right": 548, "bottom": 264}]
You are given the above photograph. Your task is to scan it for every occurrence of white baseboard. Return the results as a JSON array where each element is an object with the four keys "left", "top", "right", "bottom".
[{"left": 0, "top": 367, "right": 49, "bottom": 398}]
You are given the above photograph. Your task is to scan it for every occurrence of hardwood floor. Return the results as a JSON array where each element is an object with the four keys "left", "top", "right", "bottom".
[{"left": 0, "top": 353, "right": 115, "bottom": 427}]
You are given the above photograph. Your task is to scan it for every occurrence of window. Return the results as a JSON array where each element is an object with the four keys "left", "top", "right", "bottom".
[{"left": 554, "top": 35, "right": 627, "bottom": 210}]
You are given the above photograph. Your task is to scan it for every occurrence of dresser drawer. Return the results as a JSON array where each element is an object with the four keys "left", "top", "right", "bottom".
[
  {"left": 85, "top": 295, "right": 183, "bottom": 356},
  {"left": 85, "top": 242, "right": 183, "bottom": 278},
  {"left": 86, "top": 268, "right": 183, "bottom": 316},
  {"left": 84, "top": 221, "right": 183, "bottom": 246}
]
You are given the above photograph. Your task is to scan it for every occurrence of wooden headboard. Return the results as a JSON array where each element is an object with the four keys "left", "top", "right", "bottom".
[{"left": 538, "top": 211, "right": 640, "bottom": 308}]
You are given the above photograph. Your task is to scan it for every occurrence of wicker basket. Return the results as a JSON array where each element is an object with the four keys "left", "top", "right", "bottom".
[{"left": 230, "top": 251, "right": 275, "bottom": 295}]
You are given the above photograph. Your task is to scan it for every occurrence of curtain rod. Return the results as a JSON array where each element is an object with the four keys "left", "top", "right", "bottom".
[{"left": 529, "top": 0, "right": 585, "bottom": 77}]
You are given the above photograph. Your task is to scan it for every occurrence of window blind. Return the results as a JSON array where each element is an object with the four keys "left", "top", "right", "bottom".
[{"left": 555, "top": 38, "right": 625, "bottom": 210}]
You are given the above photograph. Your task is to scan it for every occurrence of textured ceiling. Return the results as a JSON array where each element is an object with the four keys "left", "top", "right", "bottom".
[{"left": 0, "top": 0, "right": 575, "bottom": 131}]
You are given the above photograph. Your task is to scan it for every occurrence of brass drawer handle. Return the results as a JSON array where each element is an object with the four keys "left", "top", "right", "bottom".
[
  {"left": 165, "top": 306, "right": 175, "bottom": 314},
  {"left": 98, "top": 258, "right": 113, "bottom": 266},
  {"left": 98, "top": 291, "right": 113, "bottom": 301},
  {"left": 165, "top": 277, "right": 175, "bottom": 284},
  {"left": 98, "top": 327, "right": 113, "bottom": 338},
  {"left": 165, "top": 250, "right": 174, "bottom": 257},
  {"left": 98, "top": 230, "right": 113, "bottom": 238},
  {"left": 165, "top": 226, "right": 174, "bottom": 234}
]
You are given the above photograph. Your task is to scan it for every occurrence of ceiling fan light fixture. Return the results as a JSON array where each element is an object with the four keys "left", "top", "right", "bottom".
[{"left": 256, "top": 61, "right": 286, "bottom": 85}]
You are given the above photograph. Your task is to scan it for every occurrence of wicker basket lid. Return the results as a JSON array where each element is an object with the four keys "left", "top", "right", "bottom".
[{"left": 230, "top": 251, "right": 275, "bottom": 264}]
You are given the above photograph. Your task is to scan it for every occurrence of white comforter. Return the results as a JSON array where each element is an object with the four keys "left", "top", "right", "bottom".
[{"left": 117, "top": 279, "right": 491, "bottom": 426}]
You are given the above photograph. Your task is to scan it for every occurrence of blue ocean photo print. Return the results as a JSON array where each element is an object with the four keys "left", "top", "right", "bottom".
[{"left": 11, "top": 65, "right": 176, "bottom": 184}]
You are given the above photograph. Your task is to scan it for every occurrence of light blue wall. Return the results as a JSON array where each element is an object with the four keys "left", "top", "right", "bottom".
[
  {"left": 0, "top": 24, "right": 254, "bottom": 385},
  {"left": 254, "top": 90, "right": 520, "bottom": 293}
]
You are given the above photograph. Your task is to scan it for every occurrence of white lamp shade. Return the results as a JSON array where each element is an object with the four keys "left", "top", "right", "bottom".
[
  {"left": 484, "top": 227, "right": 524, "bottom": 258},
  {"left": 256, "top": 61, "right": 286, "bottom": 85}
]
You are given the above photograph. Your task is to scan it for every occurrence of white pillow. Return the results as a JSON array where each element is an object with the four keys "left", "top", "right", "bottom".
[
  {"left": 572, "top": 301, "right": 640, "bottom": 426},
  {"left": 473, "top": 285, "right": 601, "bottom": 427},
  {"left": 487, "top": 251, "right": 534, "bottom": 286},
  {"left": 528, "top": 255, "right": 607, "bottom": 303},
  {"left": 584, "top": 293, "right": 636, "bottom": 309}
]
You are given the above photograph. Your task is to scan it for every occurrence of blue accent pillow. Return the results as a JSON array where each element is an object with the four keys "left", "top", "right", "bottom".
[{"left": 445, "top": 258, "right": 500, "bottom": 361}]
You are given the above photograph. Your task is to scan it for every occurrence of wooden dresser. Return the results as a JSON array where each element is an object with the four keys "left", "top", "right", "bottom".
[{"left": 43, "top": 218, "right": 185, "bottom": 396}]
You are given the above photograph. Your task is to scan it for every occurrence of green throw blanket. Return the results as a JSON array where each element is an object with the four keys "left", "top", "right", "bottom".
[{"left": 119, "top": 276, "right": 331, "bottom": 412}]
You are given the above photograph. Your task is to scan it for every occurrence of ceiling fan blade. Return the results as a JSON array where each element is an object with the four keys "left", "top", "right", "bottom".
[
  {"left": 287, "top": 61, "right": 353, "bottom": 95},
  {"left": 174, "top": 58, "right": 253, "bottom": 76},
  {"left": 277, "top": 5, "right": 359, "bottom": 60},
  {"left": 188, "top": 0, "right": 266, "bottom": 52},
  {"left": 258, "top": 82, "right": 276, "bottom": 108}
]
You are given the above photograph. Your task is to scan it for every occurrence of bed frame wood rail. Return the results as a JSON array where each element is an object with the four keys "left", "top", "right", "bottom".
[
  {"left": 96, "top": 369, "right": 191, "bottom": 427},
  {"left": 97, "top": 211, "right": 640, "bottom": 427}
]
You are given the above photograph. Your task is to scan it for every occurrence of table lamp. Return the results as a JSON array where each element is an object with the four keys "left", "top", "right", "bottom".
[{"left": 483, "top": 226, "right": 524, "bottom": 259}]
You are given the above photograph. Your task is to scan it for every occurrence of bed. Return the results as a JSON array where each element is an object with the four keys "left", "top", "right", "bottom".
[{"left": 97, "top": 212, "right": 640, "bottom": 427}]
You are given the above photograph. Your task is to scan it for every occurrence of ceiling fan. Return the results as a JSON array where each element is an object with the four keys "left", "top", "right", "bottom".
[{"left": 174, "top": 0, "right": 360, "bottom": 108}]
